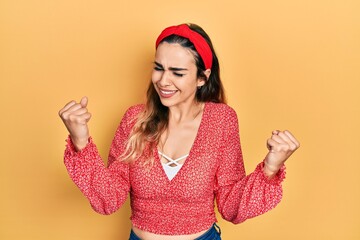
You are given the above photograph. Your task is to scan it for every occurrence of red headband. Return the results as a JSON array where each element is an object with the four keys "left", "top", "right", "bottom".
[{"left": 155, "top": 24, "right": 213, "bottom": 70}]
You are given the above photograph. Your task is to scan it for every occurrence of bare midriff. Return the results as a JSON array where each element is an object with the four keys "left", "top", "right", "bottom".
[{"left": 132, "top": 225, "right": 209, "bottom": 240}]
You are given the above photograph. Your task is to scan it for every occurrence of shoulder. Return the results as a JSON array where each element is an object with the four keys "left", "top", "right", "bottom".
[
  {"left": 119, "top": 104, "right": 145, "bottom": 129},
  {"left": 204, "top": 102, "right": 239, "bottom": 132},
  {"left": 205, "top": 102, "right": 238, "bottom": 119},
  {"left": 124, "top": 104, "right": 145, "bottom": 118}
]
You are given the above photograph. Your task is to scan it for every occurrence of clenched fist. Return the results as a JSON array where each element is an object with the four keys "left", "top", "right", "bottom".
[
  {"left": 58, "top": 97, "right": 92, "bottom": 151},
  {"left": 263, "top": 130, "right": 300, "bottom": 178}
]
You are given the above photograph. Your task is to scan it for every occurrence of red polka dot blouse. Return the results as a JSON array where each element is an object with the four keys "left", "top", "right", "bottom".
[{"left": 63, "top": 102, "right": 286, "bottom": 235}]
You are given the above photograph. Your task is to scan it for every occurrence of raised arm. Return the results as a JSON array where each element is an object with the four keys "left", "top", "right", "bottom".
[
  {"left": 59, "top": 98, "right": 135, "bottom": 215},
  {"left": 215, "top": 108, "right": 299, "bottom": 224}
]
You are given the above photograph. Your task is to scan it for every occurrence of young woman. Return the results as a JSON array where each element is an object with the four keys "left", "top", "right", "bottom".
[{"left": 59, "top": 23, "right": 300, "bottom": 240}]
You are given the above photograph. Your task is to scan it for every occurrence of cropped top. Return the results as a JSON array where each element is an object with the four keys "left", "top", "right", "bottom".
[{"left": 63, "top": 102, "right": 286, "bottom": 235}]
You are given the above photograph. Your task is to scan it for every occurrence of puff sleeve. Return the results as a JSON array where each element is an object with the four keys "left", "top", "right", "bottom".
[
  {"left": 215, "top": 107, "right": 286, "bottom": 224},
  {"left": 63, "top": 105, "right": 140, "bottom": 215}
]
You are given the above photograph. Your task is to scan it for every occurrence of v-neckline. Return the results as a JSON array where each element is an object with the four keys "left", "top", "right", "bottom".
[{"left": 155, "top": 102, "right": 208, "bottom": 183}]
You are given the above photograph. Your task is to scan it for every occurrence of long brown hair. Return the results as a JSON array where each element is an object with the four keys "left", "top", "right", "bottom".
[{"left": 120, "top": 23, "right": 226, "bottom": 165}]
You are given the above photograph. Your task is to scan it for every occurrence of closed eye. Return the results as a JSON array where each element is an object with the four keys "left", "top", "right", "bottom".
[
  {"left": 173, "top": 72, "right": 184, "bottom": 77},
  {"left": 153, "top": 62, "right": 164, "bottom": 71},
  {"left": 154, "top": 66, "right": 163, "bottom": 71},
  {"left": 153, "top": 61, "right": 186, "bottom": 77}
]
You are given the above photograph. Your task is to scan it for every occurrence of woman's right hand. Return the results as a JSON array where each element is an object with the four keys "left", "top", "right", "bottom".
[{"left": 58, "top": 96, "right": 92, "bottom": 151}]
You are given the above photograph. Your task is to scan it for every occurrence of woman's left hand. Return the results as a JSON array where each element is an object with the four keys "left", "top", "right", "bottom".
[{"left": 263, "top": 130, "right": 300, "bottom": 178}]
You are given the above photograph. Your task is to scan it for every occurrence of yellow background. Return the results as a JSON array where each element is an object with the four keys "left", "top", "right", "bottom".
[{"left": 1, "top": 0, "right": 359, "bottom": 239}]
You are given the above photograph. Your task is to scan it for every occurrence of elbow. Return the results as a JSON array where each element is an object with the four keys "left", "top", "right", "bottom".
[
  {"left": 218, "top": 203, "right": 253, "bottom": 225},
  {"left": 91, "top": 204, "right": 118, "bottom": 215},
  {"left": 90, "top": 198, "right": 119, "bottom": 215},
  {"left": 88, "top": 189, "right": 128, "bottom": 215},
  {"left": 221, "top": 211, "right": 247, "bottom": 225},
  {"left": 222, "top": 214, "right": 247, "bottom": 224},
  {"left": 219, "top": 205, "right": 242, "bottom": 224}
]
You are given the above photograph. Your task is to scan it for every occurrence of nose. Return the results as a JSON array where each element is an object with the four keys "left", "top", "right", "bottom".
[{"left": 158, "top": 70, "right": 172, "bottom": 87}]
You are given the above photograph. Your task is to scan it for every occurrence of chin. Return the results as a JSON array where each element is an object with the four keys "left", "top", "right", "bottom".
[{"left": 159, "top": 98, "right": 176, "bottom": 108}]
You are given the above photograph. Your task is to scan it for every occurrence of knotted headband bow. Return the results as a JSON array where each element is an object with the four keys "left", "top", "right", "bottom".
[{"left": 155, "top": 24, "right": 213, "bottom": 70}]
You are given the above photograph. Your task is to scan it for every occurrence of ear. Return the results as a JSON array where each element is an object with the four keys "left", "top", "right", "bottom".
[
  {"left": 203, "top": 69, "right": 211, "bottom": 80},
  {"left": 197, "top": 69, "right": 211, "bottom": 87}
]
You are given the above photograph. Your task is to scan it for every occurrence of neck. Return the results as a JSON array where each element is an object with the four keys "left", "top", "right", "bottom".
[{"left": 168, "top": 101, "right": 204, "bottom": 124}]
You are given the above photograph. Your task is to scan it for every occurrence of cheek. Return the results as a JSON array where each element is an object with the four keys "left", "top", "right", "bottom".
[{"left": 151, "top": 70, "right": 160, "bottom": 83}]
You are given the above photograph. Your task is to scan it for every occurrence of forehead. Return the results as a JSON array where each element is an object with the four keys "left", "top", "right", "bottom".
[{"left": 155, "top": 42, "right": 196, "bottom": 67}]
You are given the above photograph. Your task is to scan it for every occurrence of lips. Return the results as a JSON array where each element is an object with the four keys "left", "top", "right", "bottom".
[{"left": 158, "top": 88, "right": 178, "bottom": 98}]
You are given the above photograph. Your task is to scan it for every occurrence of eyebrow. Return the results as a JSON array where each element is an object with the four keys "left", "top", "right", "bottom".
[{"left": 154, "top": 61, "right": 188, "bottom": 71}]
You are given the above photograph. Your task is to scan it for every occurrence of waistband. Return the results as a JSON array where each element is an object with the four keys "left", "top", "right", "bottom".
[{"left": 129, "top": 223, "right": 221, "bottom": 240}]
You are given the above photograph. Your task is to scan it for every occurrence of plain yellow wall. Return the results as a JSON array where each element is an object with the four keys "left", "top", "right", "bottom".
[{"left": 1, "top": 0, "right": 359, "bottom": 239}]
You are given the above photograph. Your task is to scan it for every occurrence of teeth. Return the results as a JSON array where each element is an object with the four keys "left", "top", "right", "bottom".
[{"left": 160, "top": 90, "right": 176, "bottom": 94}]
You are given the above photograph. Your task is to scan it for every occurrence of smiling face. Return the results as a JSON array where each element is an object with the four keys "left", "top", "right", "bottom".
[{"left": 152, "top": 42, "right": 206, "bottom": 109}]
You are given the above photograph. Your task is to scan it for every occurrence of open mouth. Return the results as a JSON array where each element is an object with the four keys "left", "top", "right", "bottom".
[{"left": 159, "top": 89, "right": 178, "bottom": 98}]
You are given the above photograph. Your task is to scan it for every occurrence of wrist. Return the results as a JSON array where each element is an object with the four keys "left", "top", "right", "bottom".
[
  {"left": 70, "top": 136, "right": 89, "bottom": 151},
  {"left": 263, "top": 161, "right": 282, "bottom": 179}
]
